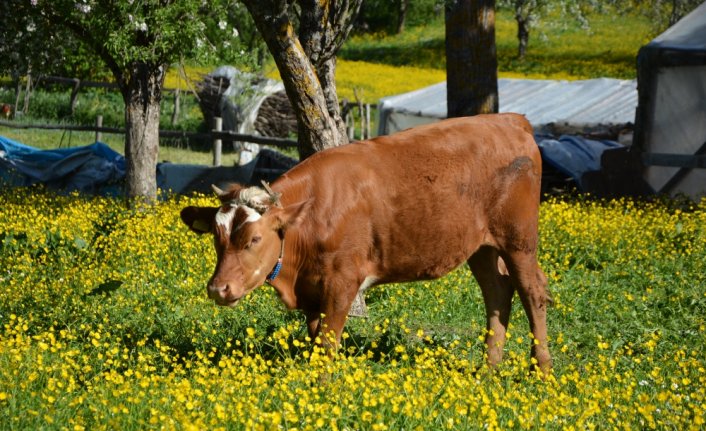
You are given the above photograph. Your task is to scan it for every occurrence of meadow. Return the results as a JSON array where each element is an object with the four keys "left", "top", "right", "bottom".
[
  {"left": 2, "top": 8, "right": 704, "bottom": 430},
  {"left": 1, "top": 188, "right": 704, "bottom": 430}
]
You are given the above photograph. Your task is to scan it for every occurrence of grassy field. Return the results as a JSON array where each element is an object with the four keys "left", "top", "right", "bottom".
[
  {"left": 1, "top": 189, "right": 704, "bottom": 430},
  {"left": 2, "top": 12, "right": 704, "bottom": 429}
]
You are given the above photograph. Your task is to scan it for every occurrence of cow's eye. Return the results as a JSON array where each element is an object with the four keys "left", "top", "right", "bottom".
[{"left": 250, "top": 235, "right": 262, "bottom": 246}]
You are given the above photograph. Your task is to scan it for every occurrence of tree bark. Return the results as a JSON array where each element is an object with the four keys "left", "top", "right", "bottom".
[
  {"left": 397, "top": 0, "right": 410, "bottom": 34},
  {"left": 120, "top": 62, "right": 165, "bottom": 202},
  {"left": 241, "top": 0, "right": 361, "bottom": 160},
  {"left": 517, "top": 15, "right": 529, "bottom": 59},
  {"left": 445, "top": 0, "right": 499, "bottom": 117}
]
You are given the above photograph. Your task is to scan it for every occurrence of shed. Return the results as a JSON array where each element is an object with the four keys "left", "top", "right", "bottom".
[
  {"left": 377, "top": 77, "right": 637, "bottom": 136},
  {"left": 633, "top": 1, "right": 706, "bottom": 199}
]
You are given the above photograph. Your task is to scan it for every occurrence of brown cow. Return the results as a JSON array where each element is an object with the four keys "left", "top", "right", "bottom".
[{"left": 180, "top": 113, "right": 552, "bottom": 372}]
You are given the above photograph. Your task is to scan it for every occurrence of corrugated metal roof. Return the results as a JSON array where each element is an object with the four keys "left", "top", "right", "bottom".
[{"left": 378, "top": 77, "right": 637, "bottom": 133}]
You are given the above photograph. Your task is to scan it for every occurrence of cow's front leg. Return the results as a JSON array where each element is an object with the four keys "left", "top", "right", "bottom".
[{"left": 313, "top": 279, "right": 360, "bottom": 351}]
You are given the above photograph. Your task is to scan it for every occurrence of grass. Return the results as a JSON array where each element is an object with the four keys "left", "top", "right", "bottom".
[
  {"left": 0, "top": 126, "right": 241, "bottom": 166},
  {"left": 1, "top": 9, "right": 704, "bottom": 430},
  {"left": 341, "top": 10, "right": 654, "bottom": 81},
  {"left": 0, "top": 190, "right": 704, "bottom": 429}
]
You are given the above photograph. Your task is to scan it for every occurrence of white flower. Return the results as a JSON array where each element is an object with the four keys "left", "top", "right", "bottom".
[
  {"left": 218, "top": 20, "right": 227, "bottom": 31},
  {"left": 136, "top": 21, "right": 148, "bottom": 32},
  {"left": 232, "top": 28, "right": 239, "bottom": 38},
  {"left": 75, "top": 3, "right": 91, "bottom": 13}
]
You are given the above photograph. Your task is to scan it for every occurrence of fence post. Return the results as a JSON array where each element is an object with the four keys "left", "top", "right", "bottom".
[
  {"left": 171, "top": 88, "right": 180, "bottom": 127},
  {"left": 213, "top": 116, "right": 222, "bottom": 167},
  {"left": 70, "top": 78, "right": 81, "bottom": 115},
  {"left": 365, "top": 104, "right": 371, "bottom": 139},
  {"left": 95, "top": 115, "right": 103, "bottom": 142}
]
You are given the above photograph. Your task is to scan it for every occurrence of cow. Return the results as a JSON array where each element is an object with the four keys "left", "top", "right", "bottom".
[{"left": 180, "top": 113, "right": 552, "bottom": 372}]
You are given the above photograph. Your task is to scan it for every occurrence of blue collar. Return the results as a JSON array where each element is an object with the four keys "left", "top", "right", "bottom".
[{"left": 266, "top": 238, "right": 285, "bottom": 283}]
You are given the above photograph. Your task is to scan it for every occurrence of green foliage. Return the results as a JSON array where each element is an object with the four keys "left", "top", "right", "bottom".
[
  {"left": 0, "top": 1, "right": 262, "bottom": 82},
  {"left": 356, "top": 0, "right": 444, "bottom": 34}
]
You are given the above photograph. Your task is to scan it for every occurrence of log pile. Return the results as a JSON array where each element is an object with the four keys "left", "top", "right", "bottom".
[
  {"left": 254, "top": 91, "right": 297, "bottom": 138},
  {"left": 196, "top": 74, "right": 234, "bottom": 130}
]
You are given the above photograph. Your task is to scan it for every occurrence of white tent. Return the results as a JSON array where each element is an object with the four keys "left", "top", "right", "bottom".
[
  {"left": 377, "top": 77, "right": 637, "bottom": 136},
  {"left": 633, "top": 1, "right": 706, "bottom": 199}
]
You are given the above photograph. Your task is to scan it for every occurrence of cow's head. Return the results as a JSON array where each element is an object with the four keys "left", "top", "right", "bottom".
[{"left": 180, "top": 183, "right": 307, "bottom": 306}]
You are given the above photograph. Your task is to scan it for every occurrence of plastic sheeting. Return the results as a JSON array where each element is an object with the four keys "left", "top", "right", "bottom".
[
  {"left": 0, "top": 136, "right": 126, "bottom": 194},
  {"left": 634, "top": 1, "right": 706, "bottom": 199},
  {"left": 0, "top": 136, "right": 296, "bottom": 196},
  {"left": 378, "top": 78, "right": 638, "bottom": 136},
  {"left": 536, "top": 135, "right": 622, "bottom": 189}
]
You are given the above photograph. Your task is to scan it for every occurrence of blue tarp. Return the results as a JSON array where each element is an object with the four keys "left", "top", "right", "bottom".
[
  {"left": 536, "top": 135, "right": 622, "bottom": 189},
  {"left": 1, "top": 133, "right": 620, "bottom": 195},
  {"left": 0, "top": 136, "right": 295, "bottom": 196},
  {"left": 0, "top": 136, "right": 127, "bottom": 194}
]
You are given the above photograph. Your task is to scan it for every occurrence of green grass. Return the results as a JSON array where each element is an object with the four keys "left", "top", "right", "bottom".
[
  {"left": 0, "top": 126, "right": 241, "bottom": 166},
  {"left": 341, "top": 10, "right": 654, "bottom": 79},
  {"left": 1, "top": 10, "right": 704, "bottom": 430},
  {"left": 0, "top": 191, "right": 704, "bottom": 429}
]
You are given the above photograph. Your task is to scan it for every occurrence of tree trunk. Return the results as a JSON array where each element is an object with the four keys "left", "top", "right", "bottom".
[
  {"left": 517, "top": 15, "right": 529, "bottom": 59},
  {"left": 397, "top": 0, "right": 410, "bottom": 34},
  {"left": 316, "top": 56, "right": 349, "bottom": 144},
  {"left": 445, "top": 0, "right": 498, "bottom": 117},
  {"left": 242, "top": 0, "right": 347, "bottom": 160},
  {"left": 120, "top": 62, "right": 165, "bottom": 202}
]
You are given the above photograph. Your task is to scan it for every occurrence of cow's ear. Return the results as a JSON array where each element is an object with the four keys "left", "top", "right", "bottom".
[
  {"left": 270, "top": 199, "right": 311, "bottom": 231},
  {"left": 180, "top": 206, "right": 218, "bottom": 234}
]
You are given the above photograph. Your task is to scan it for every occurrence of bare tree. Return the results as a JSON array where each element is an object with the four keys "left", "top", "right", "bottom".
[
  {"left": 240, "top": 0, "right": 362, "bottom": 160},
  {"left": 445, "top": 0, "right": 499, "bottom": 117},
  {"left": 397, "top": 0, "right": 411, "bottom": 34}
]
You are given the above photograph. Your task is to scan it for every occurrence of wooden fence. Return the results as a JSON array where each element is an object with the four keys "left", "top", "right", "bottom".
[
  {"left": 0, "top": 117, "right": 298, "bottom": 167},
  {"left": 2, "top": 73, "right": 376, "bottom": 165}
]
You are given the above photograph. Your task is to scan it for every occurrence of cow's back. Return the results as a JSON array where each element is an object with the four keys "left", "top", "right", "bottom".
[{"left": 276, "top": 113, "right": 541, "bottom": 283}]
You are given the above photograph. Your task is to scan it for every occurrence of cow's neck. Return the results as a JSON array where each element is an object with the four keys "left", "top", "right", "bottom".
[
  {"left": 266, "top": 230, "right": 302, "bottom": 310},
  {"left": 266, "top": 177, "right": 310, "bottom": 310},
  {"left": 265, "top": 236, "right": 285, "bottom": 283}
]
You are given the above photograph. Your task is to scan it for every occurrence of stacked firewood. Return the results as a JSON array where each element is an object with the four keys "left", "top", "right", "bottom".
[
  {"left": 254, "top": 90, "right": 297, "bottom": 138},
  {"left": 196, "top": 74, "right": 233, "bottom": 130}
]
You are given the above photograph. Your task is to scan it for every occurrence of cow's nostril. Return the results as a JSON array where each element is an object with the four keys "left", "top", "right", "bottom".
[{"left": 208, "top": 283, "right": 229, "bottom": 296}]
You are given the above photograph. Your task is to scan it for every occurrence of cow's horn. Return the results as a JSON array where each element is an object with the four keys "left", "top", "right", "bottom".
[
  {"left": 211, "top": 184, "right": 226, "bottom": 197},
  {"left": 260, "top": 180, "right": 282, "bottom": 206}
]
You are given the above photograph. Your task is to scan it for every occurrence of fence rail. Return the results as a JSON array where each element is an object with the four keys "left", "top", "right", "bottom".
[{"left": 0, "top": 118, "right": 297, "bottom": 168}]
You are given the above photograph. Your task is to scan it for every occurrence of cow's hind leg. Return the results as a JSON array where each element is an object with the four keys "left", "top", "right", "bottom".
[
  {"left": 503, "top": 249, "right": 552, "bottom": 374},
  {"left": 468, "top": 246, "right": 515, "bottom": 368}
]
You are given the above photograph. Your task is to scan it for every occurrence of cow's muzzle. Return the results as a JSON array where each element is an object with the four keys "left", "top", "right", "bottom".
[{"left": 207, "top": 283, "right": 241, "bottom": 307}]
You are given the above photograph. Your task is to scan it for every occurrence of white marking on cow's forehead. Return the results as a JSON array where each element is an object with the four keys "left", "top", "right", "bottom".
[
  {"left": 235, "top": 205, "right": 261, "bottom": 231},
  {"left": 215, "top": 204, "right": 262, "bottom": 236},
  {"left": 215, "top": 186, "right": 271, "bottom": 236},
  {"left": 215, "top": 206, "right": 237, "bottom": 235}
]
